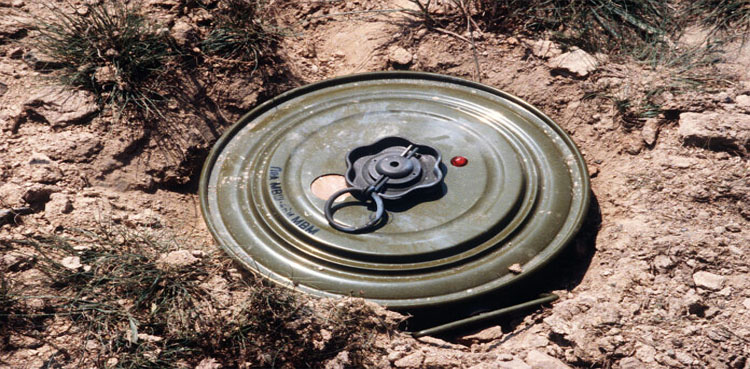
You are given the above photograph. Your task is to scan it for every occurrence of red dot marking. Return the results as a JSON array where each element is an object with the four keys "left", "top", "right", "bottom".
[{"left": 451, "top": 156, "right": 468, "bottom": 167}]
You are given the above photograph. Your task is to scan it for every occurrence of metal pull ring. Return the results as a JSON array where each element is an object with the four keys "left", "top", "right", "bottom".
[{"left": 324, "top": 188, "right": 384, "bottom": 233}]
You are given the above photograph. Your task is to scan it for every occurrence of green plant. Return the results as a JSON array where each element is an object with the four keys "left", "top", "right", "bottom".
[
  {"left": 201, "top": 0, "right": 284, "bottom": 66},
  {"left": 35, "top": 1, "right": 172, "bottom": 114}
]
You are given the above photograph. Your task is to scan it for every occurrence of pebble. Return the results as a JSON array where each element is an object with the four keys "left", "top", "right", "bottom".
[
  {"left": 619, "top": 357, "right": 644, "bottom": 369},
  {"left": 61, "top": 256, "right": 82, "bottom": 270},
  {"left": 525, "top": 350, "right": 572, "bottom": 369},
  {"left": 736, "top": 94, "right": 750, "bottom": 107},
  {"left": 692, "top": 271, "right": 726, "bottom": 291},
  {"left": 157, "top": 250, "right": 198, "bottom": 268},
  {"left": 388, "top": 46, "right": 413, "bottom": 66},
  {"left": 393, "top": 351, "right": 424, "bottom": 368},
  {"left": 641, "top": 118, "right": 659, "bottom": 146},
  {"left": 549, "top": 49, "right": 598, "bottom": 79}
]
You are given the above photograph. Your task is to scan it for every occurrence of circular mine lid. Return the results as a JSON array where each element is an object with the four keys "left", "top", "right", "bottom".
[{"left": 200, "top": 72, "right": 590, "bottom": 310}]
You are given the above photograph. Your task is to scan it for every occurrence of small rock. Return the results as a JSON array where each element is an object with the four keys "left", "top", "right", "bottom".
[
  {"left": 641, "top": 118, "right": 659, "bottom": 146},
  {"left": 725, "top": 224, "right": 741, "bottom": 233},
  {"left": 31, "top": 164, "right": 63, "bottom": 184},
  {"left": 170, "top": 19, "right": 196, "bottom": 47},
  {"left": 136, "top": 333, "right": 162, "bottom": 343},
  {"left": 394, "top": 351, "right": 424, "bottom": 368},
  {"left": 61, "top": 256, "right": 82, "bottom": 270},
  {"left": 12, "top": 0, "right": 24, "bottom": 7},
  {"left": 653, "top": 255, "right": 675, "bottom": 270},
  {"left": 743, "top": 298, "right": 750, "bottom": 310},
  {"left": 674, "top": 351, "right": 695, "bottom": 365},
  {"left": 678, "top": 112, "right": 750, "bottom": 153},
  {"left": 736, "top": 94, "right": 750, "bottom": 107},
  {"left": 29, "top": 152, "right": 52, "bottom": 165},
  {"left": 157, "top": 250, "right": 199, "bottom": 268},
  {"left": 693, "top": 271, "right": 726, "bottom": 291},
  {"left": 706, "top": 327, "right": 732, "bottom": 342},
  {"left": 508, "top": 263, "right": 523, "bottom": 274},
  {"left": 624, "top": 135, "right": 643, "bottom": 155},
  {"left": 44, "top": 131, "right": 103, "bottom": 163},
  {"left": 618, "top": 357, "right": 644, "bottom": 369},
  {"left": 45, "top": 193, "right": 73, "bottom": 215},
  {"left": 195, "top": 358, "right": 221, "bottom": 369},
  {"left": 8, "top": 47, "right": 24, "bottom": 59},
  {"left": 665, "top": 156, "right": 694, "bottom": 169},
  {"left": 531, "top": 39, "right": 562, "bottom": 59},
  {"left": 525, "top": 350, "right": 572, "bottom": 369},
  {"left": 0, "top": 82, "right": 7, "bottom": 97},
  {"left": 20, "top": 86, "right": 99, "bottom": 128},
  {"left": 714, "top": 91, "right": 733, "bottom": 103},
  {"left": 388, "top": 46, "right": 413, "bottom": 66},
  {"left": 497, "top": 358, "right": 532, "bottom": 369},
  {"left": 549, "top": 49, "right": 598, "bottom": 79},
  {"left": 93, "top": 65, "right": 116, "bottom": 85},
  {"left": 459, "top": 325, "right": 505, "bottom": 344},
  {"left": 635, "top": 344, "right": 656, "bottom": 363}
]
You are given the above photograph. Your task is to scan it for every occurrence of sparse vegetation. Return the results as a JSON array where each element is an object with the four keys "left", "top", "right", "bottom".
[
  {"left": 409, "top": 0, "right": 678, "bottom": 53},
  {"left": 4, "top": 227, "right": 399, "bottom": 368},
  {"left": 35, "top": 1, "right": 172, "bottom": 114},
  {"left": 686, "top": 0, "right": 750, "bottom": 40},
  {"left": 201, "top": 0, "right": 284, "bottom": 66}
]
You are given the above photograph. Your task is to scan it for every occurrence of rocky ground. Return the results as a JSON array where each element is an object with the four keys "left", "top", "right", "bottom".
[{"left": 2, "top": 0, "right": 750, "bottom": 368}]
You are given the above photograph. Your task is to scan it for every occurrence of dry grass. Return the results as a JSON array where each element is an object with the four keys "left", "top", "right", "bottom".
[
  {"left": 35, "top": 1, "right": 173, "bottom": 115},
  {"left": 2, "top": 226, "right": 400, "bottom": 368}
]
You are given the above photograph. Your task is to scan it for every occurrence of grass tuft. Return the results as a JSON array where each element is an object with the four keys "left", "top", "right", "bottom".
[
  {"left": 201, "top": 0, "right": 284, "bottom": 66},
  {"left": 6, "top": 227, "right": 399, "bottom": 368},
  {"left": 686, "top": 0, "right": 750, "bottom": 40},
  {"left": 35, "top": 1, "right": 173, "bottom": 115}
]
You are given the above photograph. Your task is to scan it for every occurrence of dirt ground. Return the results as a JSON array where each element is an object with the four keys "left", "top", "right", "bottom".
[{"left": 1, "top": 0, "right": 749, "bottom": 368}]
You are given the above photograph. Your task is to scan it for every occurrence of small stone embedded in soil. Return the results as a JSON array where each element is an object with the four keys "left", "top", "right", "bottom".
[
  {"left": 45, "top": 193, "right": 73, "bottom": 215},
  {"left": 743, "top": 298, "right": 750, "bottom": 310},
  {"left": 549, "top": 49, "right": 598, "bottom": 79},
  {"left": 18, "top": 86, "right": 99, "bottom": 128},
  {"left": 393, "top": 351, "right": 424, "bottom": 368},
  {"left": 678, "top": 112, "right": 750, "bottom": 152},
  {"left": 61, "top": 256, "right": 82, "bottom": 270},
  {"left": 195, "top": 357, "right": 222, "bottom": 369},
  {"left": 525, "top": 350, "right": 572, "bottom": 369},
  {"left": 653, "top": 254, "right": 675, "bottom": 270},
  {"left": 459, "top": 325, "right": 505, "bottom": 344},
  {"left": 641, "top": 118, "right": 659, "bottom": 146},
  {"left": 494, "top": 358, "right": 532, "bottom": 369},
  {"left": 618, "top": 357, "right": 644, "bottom": 369},
  {"left": 736, "top": 94, "right": 750, "bottom": 108},
  {"left": 531, "top": 39, "right": 561, "bottom": 59},
  {"left": 93, "top": 65, "right": 116, "bottom": 85},
  {"left": 44, "top": 131, "right": 103, "bottom": 163},
  {"left": 157, "top": 250, "right": 199, "bottom": 268},
  {"left": 725, "top": 224, "right": 741, "bottom": 233},
  {"left": 388, "top": 46, "right": 413, "bottom": 66},
  {"left": 170, "top": 19, "right": 196, "bottom": 46},
  {"left": 692, "top": 271, "right": 726, "bottom": 291}
]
